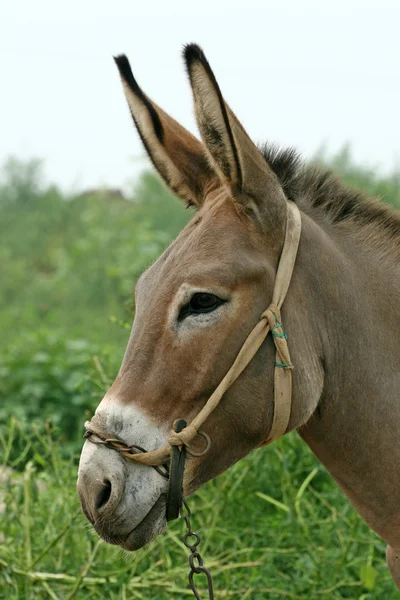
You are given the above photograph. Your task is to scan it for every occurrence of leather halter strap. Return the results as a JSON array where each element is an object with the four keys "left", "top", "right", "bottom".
[{"left": 85, "top": 201, "right": 301, "bottom": 463}]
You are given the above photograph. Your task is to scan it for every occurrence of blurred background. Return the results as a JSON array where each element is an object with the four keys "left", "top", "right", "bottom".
[{"left": 1, "top": 1, "right": 399, "bottom": 599}]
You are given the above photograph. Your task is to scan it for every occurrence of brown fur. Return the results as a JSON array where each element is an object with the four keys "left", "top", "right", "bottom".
[{"left": 85, "top": 45, "right": 400, "bottom": 587}]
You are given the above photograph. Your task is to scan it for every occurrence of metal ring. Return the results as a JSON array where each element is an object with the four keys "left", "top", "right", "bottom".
[
  {"left": 185, "top": 431, "right": 211, "bottom": 457},
  {"left": 183, "top": 531, "right": 201, "bottom": 549},
  {"left": 189, "top": 552, "right": 204, "bottom": 571}
]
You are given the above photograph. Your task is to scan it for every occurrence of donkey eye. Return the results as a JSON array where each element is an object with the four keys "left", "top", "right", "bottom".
[
  {"left": 178, "top": 293, "right": 225, "bottom": 321},
  {"left": 190, "top": 293, "right": 222, "bottom": 311}
]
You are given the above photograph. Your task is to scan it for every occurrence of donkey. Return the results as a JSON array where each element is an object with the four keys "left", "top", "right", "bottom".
[{"left": 77, "top": 44, "right": 400, "bottom": 589}]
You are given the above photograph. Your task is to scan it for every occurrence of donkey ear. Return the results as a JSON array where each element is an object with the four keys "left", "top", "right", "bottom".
[
  {"left": 183, "top": 45, "right": 286, "bottom": 224},
  {"left": 114, "top": 54, "right": 218, "bottom": 208}
]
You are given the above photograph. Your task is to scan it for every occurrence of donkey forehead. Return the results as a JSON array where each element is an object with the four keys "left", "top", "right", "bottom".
[{"left": 136, "top": 198, "right": 265, "bottom": 301}]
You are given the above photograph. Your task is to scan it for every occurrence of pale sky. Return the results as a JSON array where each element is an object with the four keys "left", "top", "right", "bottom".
[{"left": 1, "top": 0, "right": 399, "bottom": 192}]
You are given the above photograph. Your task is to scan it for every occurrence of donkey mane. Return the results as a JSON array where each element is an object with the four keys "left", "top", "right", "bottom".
[{"left": 261, "top": 144, "right": 400, "bottom": 260}]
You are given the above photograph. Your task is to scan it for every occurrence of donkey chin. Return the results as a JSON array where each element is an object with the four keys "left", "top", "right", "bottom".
[{"left": 95, "top": 495, "right": 168, "bottom": 552}]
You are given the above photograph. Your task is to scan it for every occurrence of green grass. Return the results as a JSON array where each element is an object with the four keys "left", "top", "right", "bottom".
[{"left": 0, "top": 420, "right": 397, "bottom": 599}]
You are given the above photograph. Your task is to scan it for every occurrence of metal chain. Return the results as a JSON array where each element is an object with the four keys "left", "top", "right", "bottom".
[
  {"left": 83, "top": 431, "right": 169, "bottom": 479},
  {"left": 181, "top": 498, "right": 214, "bottom": 600}
]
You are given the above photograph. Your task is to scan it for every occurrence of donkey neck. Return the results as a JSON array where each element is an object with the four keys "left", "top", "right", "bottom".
[{"left": 291, "top": 206, "right": 400, "bottom": 540}]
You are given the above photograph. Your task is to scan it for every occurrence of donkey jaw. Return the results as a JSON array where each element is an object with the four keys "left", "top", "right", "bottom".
[
  {"left": 98, "top": 494, "right": 168, "bottom": 552},
  {"left": 122, "top": 495, "right": 167, "bottom": 551}
]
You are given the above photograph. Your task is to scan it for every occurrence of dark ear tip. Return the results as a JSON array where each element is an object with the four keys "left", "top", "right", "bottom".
[
  {"left": 114, "top": 54, "right": 134, "bottom": 81},
  {"left": 183, "top": 43, "right": 206, "bottom": 66},
  {"left": 113, "top": 54, "right": 129, "bottom": 69},
  {"left": 113, "top": 53, "right": 141, "bottom": 94}
]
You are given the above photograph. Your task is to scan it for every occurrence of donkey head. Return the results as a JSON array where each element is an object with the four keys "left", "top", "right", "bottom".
[{"left": 77, "top": 45, "right": 294, "bottom": 551}]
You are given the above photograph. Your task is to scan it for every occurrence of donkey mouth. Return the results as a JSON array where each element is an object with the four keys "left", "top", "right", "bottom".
[
  {"left": 119, "top": 494, "right": 167, "bottom": 551},
  {"left": 94, "top": 494, "right": 167, "bottom": 550}
]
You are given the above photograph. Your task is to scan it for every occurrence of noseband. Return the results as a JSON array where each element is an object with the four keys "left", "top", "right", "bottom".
[{"left": 84, "top": 201, "right": 301, "bottom": 521}]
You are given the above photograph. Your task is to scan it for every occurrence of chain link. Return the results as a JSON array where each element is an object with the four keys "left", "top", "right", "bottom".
[
  {"left": 84, "top": 431, "right": 169, "bottom": 479},
  {"left": 181, "top": 498, "right": 214, "bottom": 600}
]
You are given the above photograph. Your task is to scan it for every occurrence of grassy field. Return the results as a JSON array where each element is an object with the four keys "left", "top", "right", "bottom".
[
  {"left": 1, "top": 152, "right": 399, "bottom": 599},
  {"left": 0, "top": 420, "right": 397, "bottom": 599}
]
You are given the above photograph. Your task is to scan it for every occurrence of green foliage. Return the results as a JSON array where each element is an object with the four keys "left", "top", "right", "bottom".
[
  {"left": 0, "top": 153, "right": 399, "bottom": 598},
  {"left": 134, "top": 171, "right": 192, "bottom": 234},
  {"left": 0, "top": 156, "right": 44, "bottom": 208},
  {"left": 0, "top": 332, "right": 116, "bottom": 462},
  {"left": 0, "top": 160, "right": 189, "bottom": 347},
  {"left": 315, "top": 145, "right": 400, "bottom": 209},
  {"left": 0, "top": 424, "right": 397, "bottom": 598}
]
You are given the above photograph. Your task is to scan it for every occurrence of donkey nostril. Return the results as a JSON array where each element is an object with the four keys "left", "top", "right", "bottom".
[{"left": 96, "top": 479, "right": 112, "bottom": 510}]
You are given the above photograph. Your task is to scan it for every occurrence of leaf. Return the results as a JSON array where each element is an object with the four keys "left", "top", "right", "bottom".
[
  {"left": 360, "top": 564, "right": 378, "bottom": 590},
  {"left": 255, "top": 491, "right": 290, "bottom": 513}
]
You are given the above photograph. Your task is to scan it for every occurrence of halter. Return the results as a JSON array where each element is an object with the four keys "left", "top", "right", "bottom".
[{"left": 84, "top": 201, "right": 301, "bottom": 521}]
